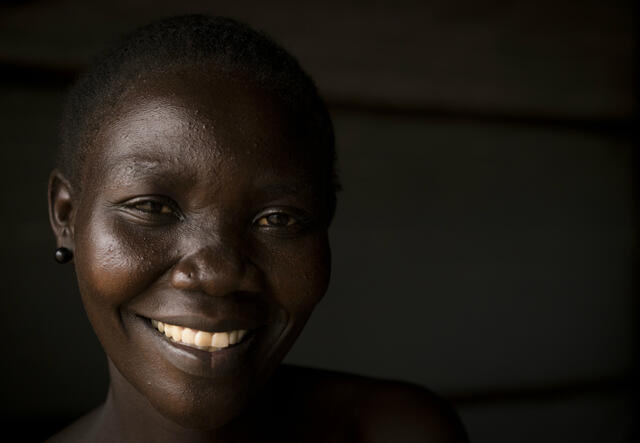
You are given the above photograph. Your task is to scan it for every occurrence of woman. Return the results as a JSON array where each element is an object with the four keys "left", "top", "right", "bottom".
[{"left": 47, "top": 14, "right": 467, "bottom": 442}]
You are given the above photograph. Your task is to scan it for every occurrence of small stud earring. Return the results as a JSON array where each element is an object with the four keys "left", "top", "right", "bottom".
[{"left": 54, "top": 247, "right": 73, "bottom": 264}]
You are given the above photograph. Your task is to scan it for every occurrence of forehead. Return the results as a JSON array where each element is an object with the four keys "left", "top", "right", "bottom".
[{"left": 85, "top": 68, "right": 316, "bottom": 186}]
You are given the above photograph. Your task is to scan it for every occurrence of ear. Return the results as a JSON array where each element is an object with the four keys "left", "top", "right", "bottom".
[{"left": 48, "top": 170, "right": 76, "bottom": 250}]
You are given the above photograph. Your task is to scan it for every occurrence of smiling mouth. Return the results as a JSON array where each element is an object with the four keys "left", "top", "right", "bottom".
[{"left": 150, "top": 319, "right": 250, "bottom": 352}]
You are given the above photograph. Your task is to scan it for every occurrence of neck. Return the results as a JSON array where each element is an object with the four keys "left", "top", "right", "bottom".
[{"left": 93, "top": 360, "right": 257, "bottom": 443}]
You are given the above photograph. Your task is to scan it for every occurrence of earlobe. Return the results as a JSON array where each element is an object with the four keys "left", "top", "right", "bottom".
[{"left": 48, "top": 170, "right": 76, "bottom": 250}]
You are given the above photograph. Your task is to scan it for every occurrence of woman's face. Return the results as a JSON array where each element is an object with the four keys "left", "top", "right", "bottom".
[{"left": 62, "top": 68, "right": 331, "bottom": 428}]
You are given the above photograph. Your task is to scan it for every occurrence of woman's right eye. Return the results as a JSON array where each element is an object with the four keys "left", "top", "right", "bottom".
[
  {"left": 130, "top": 200, "right": 174, "bottom": 215},
  {"left": 120, "top": 197, "right": 183, "bottom": 222}
]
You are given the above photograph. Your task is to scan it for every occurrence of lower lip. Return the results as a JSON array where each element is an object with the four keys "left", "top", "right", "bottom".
[{"left": 140, "top": 317, "right": 258, "bottom": 378}]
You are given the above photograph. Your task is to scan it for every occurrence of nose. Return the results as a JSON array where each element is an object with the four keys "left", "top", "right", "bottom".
[{"left": 170, "top": 239, "right": 262, "bottom": 296}]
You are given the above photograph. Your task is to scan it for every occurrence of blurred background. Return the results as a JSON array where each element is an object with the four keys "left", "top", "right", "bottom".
[{"left": 0, "top": 0, "right": 636, "bottom": 441}]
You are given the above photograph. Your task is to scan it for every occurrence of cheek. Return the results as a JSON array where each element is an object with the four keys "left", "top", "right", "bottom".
[
  {"left": 266, "top": 233, "right": 331, "bottom": 317},
  {"left": 74, "top": 210, "right": 172, "bottom": 309}
]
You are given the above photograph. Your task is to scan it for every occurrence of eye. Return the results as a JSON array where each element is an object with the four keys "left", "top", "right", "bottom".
[
  {"left": 256, "top": 212, "right": 297, "bottom": 228},
  {"left": 120, "top": 197, "right": 183, "bottom": 222},
  {"left": 130, "top": 200, "right": 174, "bottom": 215}
]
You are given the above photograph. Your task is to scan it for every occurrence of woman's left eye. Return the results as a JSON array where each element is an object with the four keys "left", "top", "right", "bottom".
[{"left": 256, "top": 213, "right": 297, "bottom": 228}]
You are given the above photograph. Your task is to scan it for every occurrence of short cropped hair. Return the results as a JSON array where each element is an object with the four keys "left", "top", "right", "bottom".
[{"left": 58, "top": 14, "right": 339, "bottom": 222}]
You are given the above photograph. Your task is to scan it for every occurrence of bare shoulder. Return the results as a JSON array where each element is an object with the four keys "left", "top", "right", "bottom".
[
  {"left": 277, "top": 365, "right": 468, "bottom": 443},
  {"left": 45, "top": 405, "right": 102, "bottom": 443},
  {"left": 355, "top": 378, "right": 469, "bottom": 443}
]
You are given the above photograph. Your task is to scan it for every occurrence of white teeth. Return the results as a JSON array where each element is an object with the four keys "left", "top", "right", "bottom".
[
  {"left": 194, "top": 331, "right": 212, "bottom": 346},
  {"left": 171, "top": 326, "right": 183, "bottom": 341},
  {"left": 181, "top": 328, "right": 196, "bottom": 345},
  {"left": 212, "top": 332, "right": 230, "bottom": 348},
  {"left": 150, "top": 319, "right": 249, "bottom": 352}
]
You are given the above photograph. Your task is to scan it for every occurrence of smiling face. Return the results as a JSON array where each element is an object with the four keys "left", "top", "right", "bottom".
[{"left": 52, "top": 67, "right": 332, "bottom": 428}]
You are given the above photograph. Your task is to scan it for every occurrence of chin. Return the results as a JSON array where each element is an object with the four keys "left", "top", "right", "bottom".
[
  {"left": 150, "top": 388, "right": 250, "bottom": 430},
  {"left": 107, "top": 354, "right": 261, "bottom": 431}
]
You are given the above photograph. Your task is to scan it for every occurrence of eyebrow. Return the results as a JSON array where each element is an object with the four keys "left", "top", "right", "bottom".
[
  {"left": 105, "top": 152, "right": 186, "bottom": 182},
  {"left": 257, "top": 182, "right": 310, "bottom": 199},
  {"left": 104, "top": 153, "right": 317, "bottom": 199}
]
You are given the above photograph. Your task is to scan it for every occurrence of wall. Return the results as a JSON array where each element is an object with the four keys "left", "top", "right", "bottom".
[{"left": 0, "top": 1, "right": 636, "bottom": 441}]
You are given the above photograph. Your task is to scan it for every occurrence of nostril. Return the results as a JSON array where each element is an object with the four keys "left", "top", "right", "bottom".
[
  {"left": 170, "top": 245, "right": 259, "bottom": 295},
  {"left": 170, "top": 260, "right": 200, "bottom": 290}
]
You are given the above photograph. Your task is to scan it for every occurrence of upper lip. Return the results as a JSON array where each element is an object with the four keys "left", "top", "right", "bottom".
[
  {"left": 142, "top": 314, "right": 263, "bottom": 332},
  {"left": 128, "top": 289, "right": 272, "bottom": 332}
]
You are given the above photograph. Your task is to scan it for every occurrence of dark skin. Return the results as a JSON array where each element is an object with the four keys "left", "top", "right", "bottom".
[{"left": 47, "top": 66, "right": 468, "bottom": 442}]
